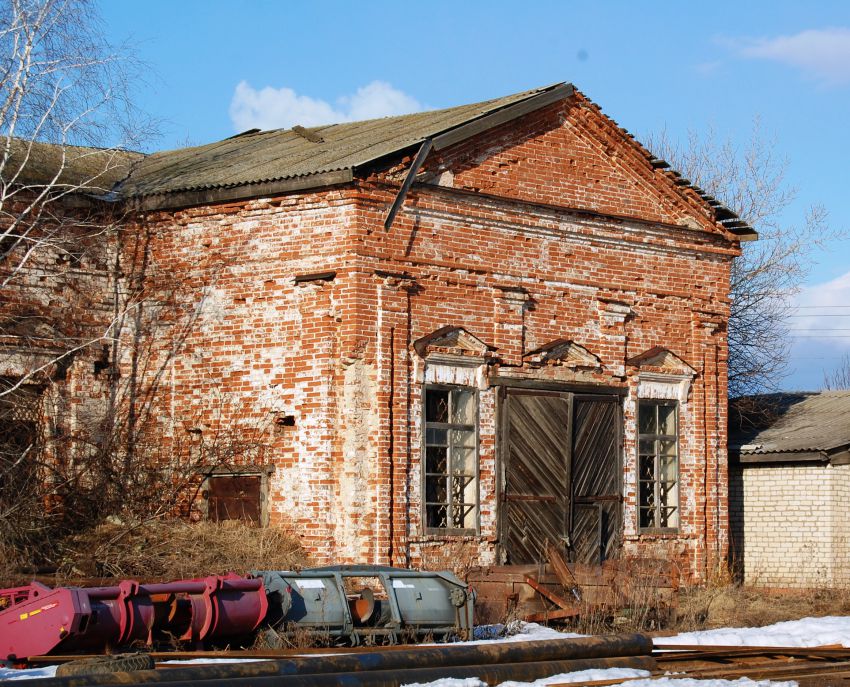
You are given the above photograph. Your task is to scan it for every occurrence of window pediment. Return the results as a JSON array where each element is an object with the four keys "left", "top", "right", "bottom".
[
  {"left": 523, "top": 339, "right": 602, "bottom": 370},
  {"left": 628, "top": 347, "right": 695, "bottom": 402},
  {"left": 627, "top": 346, "right": 695, "bottom": 375},
  {"left": 413, "top": 326, "right": 493, "bottom": 363}
]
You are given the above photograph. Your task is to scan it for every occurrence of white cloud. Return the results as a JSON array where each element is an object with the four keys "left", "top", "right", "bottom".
[
  {"left": 791, "top": 269, "right": 850, "bottom": 344},
  {"left": 338, "top": 81, "right": 424, "bottom": 122},
  {"left": 734, "top": 27, "right": 850, "bottom": 86},
  {"left": 229, "top": 80, "right": 423, "bottom": 132},
  {"left": 787, "top": 270, "right": 850, "bottom": 388}
]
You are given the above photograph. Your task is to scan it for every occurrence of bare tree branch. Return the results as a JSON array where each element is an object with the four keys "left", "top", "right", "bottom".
[
  {"left": 0, "top": 0, "right": 163, "bottom": 569},
  {"left": 646, "top": 122, "right": 836, "bottom": 397},
  {"left": 823, "top": 353, "right": 850, "bottom": 390}
]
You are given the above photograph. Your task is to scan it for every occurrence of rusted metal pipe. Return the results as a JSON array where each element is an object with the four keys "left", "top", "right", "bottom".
[
  {"left": 33, "top": 656, "right": 657, "bottom": 687},
  {"left": 20, "top": 634, "right": 653, "bottom": 687}
]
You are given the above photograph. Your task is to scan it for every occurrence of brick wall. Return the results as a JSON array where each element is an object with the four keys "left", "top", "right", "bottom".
[
  {"left": 730, "top": 462, "right": 850, "bottom": 588},
  {"left": 4, "top": 93, "right": 739, "bottom": 581}
]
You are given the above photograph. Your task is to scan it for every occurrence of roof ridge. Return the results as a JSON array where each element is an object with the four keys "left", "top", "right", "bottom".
[
  {"left": 250, "top": 84, "right": 560, "bottom": 137},
  {"left": 120, "top": 82, "right": 573, "bottom": 203}
]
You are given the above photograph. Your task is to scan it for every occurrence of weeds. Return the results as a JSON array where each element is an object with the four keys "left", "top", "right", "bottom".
[{"left": 50, "top": 518, "right": 307, "bottom": 581}]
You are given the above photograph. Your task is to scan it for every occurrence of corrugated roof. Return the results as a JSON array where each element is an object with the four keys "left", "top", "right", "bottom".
[
  {"left": 120, "top": 84, "right": 565, "bottom": 198},
  {"left": 0, "top": 82, "right": 754, "bottom": 238},
  {"left": 730, "top": 391, "right": 850, "bottom": 455},
  {"left": 6, "top": 138, "right": 141, "bottom": 192}
]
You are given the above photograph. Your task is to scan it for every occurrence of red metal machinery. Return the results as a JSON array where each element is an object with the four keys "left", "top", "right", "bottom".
[{"left": 0, "top": 574, "right": 267, "bottom": 660}]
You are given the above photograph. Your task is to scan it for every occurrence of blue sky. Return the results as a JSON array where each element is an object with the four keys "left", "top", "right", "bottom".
[{"left": 101, "top": 0, "right": 850, "bottom": 391}]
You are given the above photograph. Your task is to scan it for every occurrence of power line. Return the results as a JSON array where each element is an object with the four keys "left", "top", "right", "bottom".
[
  {"left": 787, "top": 314, "right": 850, "bottom": 318},
  {"left": 791, "top": 305, "right": 850, "bottom": 309}
]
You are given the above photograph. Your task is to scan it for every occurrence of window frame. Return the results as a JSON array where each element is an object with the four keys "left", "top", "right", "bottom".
[
  {"left": 421, "top": 383, "right": 480, "bottom": 536},
  {"left": 636, "top": 399, "right": 680, "bottom": 534}
]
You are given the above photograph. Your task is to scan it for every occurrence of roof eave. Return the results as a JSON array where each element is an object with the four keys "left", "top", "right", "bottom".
[
  {"left": 735, "top": 450, "right": 829, "bottom": 464},
  {"left": 729, "top": 225, "right": 759, "bottom": 242},
  {"left": 734, "top": 443, "right": 850, "bottom": 465},
  {"left": 126, "top": 169, "right": 355, "bottom": 212}
]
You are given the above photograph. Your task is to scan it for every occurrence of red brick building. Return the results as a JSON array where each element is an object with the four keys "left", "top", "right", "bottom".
[{"left": 4, "top": 83, "right": 754, "bottom": 581}]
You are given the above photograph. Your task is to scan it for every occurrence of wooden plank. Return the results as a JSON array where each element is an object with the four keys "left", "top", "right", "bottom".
[
  {"left": 523, "top": 575, "right": 577, "bottom": 611},
  {"left": 571, "top": 397, "right": 621, "bottom": 565},
  {"left": 492, "top": 377, "right": 628, "bottom": 395},
  {"left": 547, "top": 544, "right": 581, "bottom": 592},
  {"left": 503, "top": 392, "right": 571, "bottom": 564},
  {"left": 684, "top": 659, "right": 850, "bottom": 680},
  {"left": 523, "top": 607, "right": 582, "bottom": 623}
]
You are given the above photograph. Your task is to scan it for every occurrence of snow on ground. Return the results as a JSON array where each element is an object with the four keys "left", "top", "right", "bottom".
[
  {"left": 401, "top": 676, "right": 794, "bottom": 687},
  {"left": 469, "top": 622, "right": 584, "bottom": 644},
  {"left": 0, "top": 666, "right": 57, "bottom": 681},
  {"left": 498, "top": 667, "right": 651, "bottom": 685},
  {"left": 604, "top": 680, "right": 796, "bottom": 687},
  {"left": 656, "top": 615, "right": 850, "bottom": 648}
]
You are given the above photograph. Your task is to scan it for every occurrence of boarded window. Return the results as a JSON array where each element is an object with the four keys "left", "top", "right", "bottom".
[
  {"left": 0, "top": 382, "right": 43, "bottom": 520},
  {"left": 424, "top": 386, "right": 478, "bottom": 532},
  {"left": 206, "top": 475, "right": 262, "bottom": 524},
  {"left": 638, "top": 401, "right": 679, "bottom": 530},
  {"left": 0, "top": 380, "right": 41, "bottom": 467}
]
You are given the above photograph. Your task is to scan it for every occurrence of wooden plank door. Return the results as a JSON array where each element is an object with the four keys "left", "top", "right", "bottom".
[
  {"left": 571, "top": 396, "right": 621, "bottom": 565},
  {"left": 501, "top": 390, "right": 571, "bottom": 564}
]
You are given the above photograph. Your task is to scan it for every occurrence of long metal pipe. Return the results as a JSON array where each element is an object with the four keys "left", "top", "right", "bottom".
[
  {"left": 22, "top": 634, "right": 653, "bottom": 687},
  {"left": 39, "top": 656, "right": 657, "bottom": 687}
]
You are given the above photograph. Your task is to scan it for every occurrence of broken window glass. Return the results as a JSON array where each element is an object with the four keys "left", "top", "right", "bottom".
[
  {"left": 637, "top": 400, "right": 679, "bottom": 531},
  {"left": 424, "top": 386, "right": 478, "bottom": 531}
]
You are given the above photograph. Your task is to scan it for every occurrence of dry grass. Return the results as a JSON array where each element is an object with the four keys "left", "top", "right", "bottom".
[
  {"left": 551, "top": 581, "right": 850, "bottom": 637},
  {"left": 672, "top": 584, "right": 850, "bottom": 633},
  {"left": 54, "top": 519, "right": 308, "bottom": 580},
  {"left": 519, "top": 557, "right": 850, "bottom": 637}
]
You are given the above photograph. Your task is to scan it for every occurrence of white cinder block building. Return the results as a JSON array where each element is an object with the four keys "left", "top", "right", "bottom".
[{"left": 729, "top": 391, "right": 850, "bottom": 588}]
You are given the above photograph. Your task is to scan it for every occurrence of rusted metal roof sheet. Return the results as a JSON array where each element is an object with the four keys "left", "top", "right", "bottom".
[
  {"left": 120, "top": 84, "right": 568, "bottom": 199},
  {"left": 730, "top": 391, "right": 850, "bottom": 457}
]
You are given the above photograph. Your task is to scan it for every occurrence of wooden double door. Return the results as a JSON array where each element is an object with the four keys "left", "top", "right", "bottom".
[{"left": 499, "top": 388, "right": 622, "bottom": 565}]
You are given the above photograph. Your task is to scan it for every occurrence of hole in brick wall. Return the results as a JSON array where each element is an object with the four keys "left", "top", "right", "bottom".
[{"left": 294, "top": 271, "right": 336, "bottom": 284}]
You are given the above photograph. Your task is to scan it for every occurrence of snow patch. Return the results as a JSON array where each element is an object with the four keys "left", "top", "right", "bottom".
[
  {"left": 657, "top": 615, "right": 850, "bottom": 648},
  {"left": 0, "top": 666, "right": 58, "bottom": 680},
  {"left": 463, "top": 622, "right": 584, "bottom": 645},
  {"left": 498, "top": 667, "right": 651, "bottom": 686}
]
